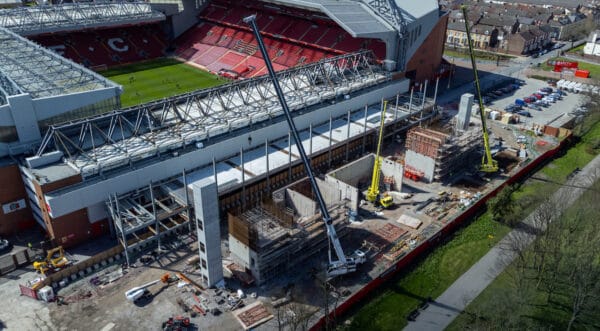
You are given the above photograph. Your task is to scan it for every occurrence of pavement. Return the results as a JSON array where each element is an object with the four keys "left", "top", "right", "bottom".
[{"left": 404, "top": 153, "right": 600, "bottom": 331}]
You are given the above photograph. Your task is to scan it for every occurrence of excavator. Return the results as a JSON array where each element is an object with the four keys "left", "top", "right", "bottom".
[
  {"left": 462, "top": 5, "right": 499, "bottom": 173},
  {"left": 33, "top": 246, "right": 70, "bottom": 275},
  {"left": 366, "top": 100, "right": 393, "bottom": 208},
  {"left": 244, "top": 15, "right": 366, "bottom": 279}
]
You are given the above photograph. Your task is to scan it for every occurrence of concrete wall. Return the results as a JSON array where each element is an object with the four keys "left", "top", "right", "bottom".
[
  {"left": 229, "top": 233, "right": 250, "bottom": 270},
  {"left": 44, "top": 80, "right": 409, "bottom": 219},
  {"left": 405, "top": 150, "right": 435, "bottom": 183},
  {"left": 457, "top": 93, "right": 474, "bottom": 131},
  {"left": 285, "top": 188, "right": 316, "bottom": 218},
  {"left": 192, "top": 177, "right": 223, "bottom": 287},
  {"left": 380, "top": 158, "right": 403, "bottom": 192},
  {"left": 324, "top": 175, "right": 360, "bottom": 212},
  {"left": 327, "top": 154, "right": 374, "bottom": 187}
]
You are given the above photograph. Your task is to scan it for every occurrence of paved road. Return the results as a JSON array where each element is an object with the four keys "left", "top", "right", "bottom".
[{"left": 404, "top": 154, "right": 600, "bottom": 331}]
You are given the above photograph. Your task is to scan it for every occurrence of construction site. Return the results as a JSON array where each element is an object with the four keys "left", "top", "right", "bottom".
[{"left": 0, "top": 1, "right": 579, "bottom": 330}]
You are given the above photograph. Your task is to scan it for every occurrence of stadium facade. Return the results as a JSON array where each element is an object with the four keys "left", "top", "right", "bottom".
[{"left": 0, "top": 0, "right": 448, "bottom": 254}]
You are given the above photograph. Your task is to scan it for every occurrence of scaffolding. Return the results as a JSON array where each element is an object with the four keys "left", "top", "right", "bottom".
[
  {"left": 107, "top": 174, "right": 192, "bottom": 266},
  {"left": 228, "top": 201, "right": 349, "bottom": 284}
]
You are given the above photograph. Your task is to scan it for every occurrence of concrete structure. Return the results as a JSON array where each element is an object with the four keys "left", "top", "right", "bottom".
[
  {"left": 191, "top": 177, "right": 223, "bottom": 287},
  {"left": 405, "top": 127, "right": 483, "bottom": 183},
  {"left": 583, "top": 29, "right": 600, "bottom": 56},
  {"left": 457, "top": 93, "right": 474, "bottom": 131}
]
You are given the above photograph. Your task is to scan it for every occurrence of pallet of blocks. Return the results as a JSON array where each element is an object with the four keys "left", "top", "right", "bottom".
[{"left": 233, "top": 301, "right": 274, "bottom": 330}]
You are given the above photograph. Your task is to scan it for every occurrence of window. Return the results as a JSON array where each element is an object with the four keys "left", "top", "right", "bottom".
[
  {"left": 201, "top": 259, "right": 207, "bottom": 269},
  {"left": 197, "top": 219, "right": 203, "bottom": 231},
  {"left": 200, "top": 242, "right": 206, "bottom": 253}
]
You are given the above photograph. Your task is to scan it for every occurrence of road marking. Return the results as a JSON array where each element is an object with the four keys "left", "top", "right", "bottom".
[{"left": 100, "top": 322, "right": 115, "bottom": 331}]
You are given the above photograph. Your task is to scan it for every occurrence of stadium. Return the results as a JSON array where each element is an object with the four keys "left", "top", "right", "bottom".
[{"left": 0, "top": 0, "right": 448, "bottom": 284}]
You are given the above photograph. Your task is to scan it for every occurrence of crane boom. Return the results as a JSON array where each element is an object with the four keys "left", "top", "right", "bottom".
[
  {"left": 461, "top": 5, "right": 498, "bottom": 173},
  {"left": 244, "top": 15, "right": 364, "bottom": 277},
  {"left": 366, "top": 101, "right": 387, "bottom": 203}
]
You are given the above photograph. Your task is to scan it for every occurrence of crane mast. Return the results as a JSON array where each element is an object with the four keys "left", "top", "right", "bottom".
[
  {"left": 366, "top": 101, "right": 392, "bottom": 208},
  {"left": 461, "top": 5, "right": 498, "bottom": 173},
  {"left": 244, "top": 15, "right": 365, "bottom": 278}
]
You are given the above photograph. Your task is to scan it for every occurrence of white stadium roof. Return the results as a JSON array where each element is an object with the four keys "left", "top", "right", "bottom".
[
  {"left": 0, "top": 2, "right": 165, "bottom": 36},
  {"left": 0, "top": 26, "right": 117, "bottom": 103}
]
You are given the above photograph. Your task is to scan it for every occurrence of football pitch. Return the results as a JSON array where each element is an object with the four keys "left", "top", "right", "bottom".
[{"left": 100, "top": 58, "right": 226, "bottom": 108}]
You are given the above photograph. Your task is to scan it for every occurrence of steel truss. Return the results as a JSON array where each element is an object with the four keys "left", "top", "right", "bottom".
[
  {"left": 0, "top": 27, "right": 116, "bottom": 99},
  {"left": 36, "top": 51, "right": 388, "bottom": 176},
  {"left": 363, "top": 0, "right": 408, "bottom": 69},
  {"left": 0, "top": 68, "right": 21, "bottom": 105},
  {"left": 0, "top": 2, "right": 165, "bottom": 35},
  {"left": 107, "top": 175, "right": 192, "bottom": 266}
]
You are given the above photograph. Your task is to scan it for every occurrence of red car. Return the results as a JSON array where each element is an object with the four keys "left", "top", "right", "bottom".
[{"left": 533, "top": 93, "right": 543, "bottom": 100}]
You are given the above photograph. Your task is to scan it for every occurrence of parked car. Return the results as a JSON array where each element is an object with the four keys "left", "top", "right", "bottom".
[
  {"left": 524, "top": 96, "right": 536, "bottom": 103},
  {"left": 533, "top": 93, "right": 543, "bottom": 100},
  {"left": 504, "top": 104, "right": 521, "bottom": 113},
  {"left": 0, "top": 238, "right": 12, "bottom": 255},
  {"left": 518, "top": 110, "right": 532, "bottom": 117},
  {"left": 541, "top": 87, "right": 553, "bottom": 93},
  {"left": 515, "top": 99, "right": 526, "bottom": 106},
  {"left": 529, "top": 105, "right": 543, "bottom": 111},
  {"left": 485, "top": 92, "right": 497, "bottom": 99}
]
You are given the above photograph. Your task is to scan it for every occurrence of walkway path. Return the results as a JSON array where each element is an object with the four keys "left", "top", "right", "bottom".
[{"left": 404, "top": 153, "right": 600, "bottom": 331}]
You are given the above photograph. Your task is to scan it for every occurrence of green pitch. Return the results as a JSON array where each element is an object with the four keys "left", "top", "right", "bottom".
[{"left": 100, "top": 58, "right": 226, "bottom": 108}]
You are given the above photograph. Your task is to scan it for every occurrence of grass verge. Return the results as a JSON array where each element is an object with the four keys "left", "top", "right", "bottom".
[
  {"left": 100, "top": 58, "right": 226, "bottom": 107},
  {"left": 447, "top": 179, "right": 600, "bottom": 330},
  {"left": 343, "top": 214, "right": 511, "bottom": 331},
  {"left": 444, "top": 48, "right": 514, "bottom": 61}
]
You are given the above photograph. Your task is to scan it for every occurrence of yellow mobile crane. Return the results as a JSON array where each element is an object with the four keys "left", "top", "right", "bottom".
[
  {"left": 366, "top": 101, "right": 393, "bottom": 208},
  {"left": 462, "top": 5, "right": 498, "bottom": 173}
]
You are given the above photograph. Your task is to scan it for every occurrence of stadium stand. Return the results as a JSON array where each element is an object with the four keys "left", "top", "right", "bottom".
[
  {"left": 30, "top": 24, "right": 167, "bottom": 69},
  {"left": 174, "top": 0, "right": 386, "bottom": 78}
]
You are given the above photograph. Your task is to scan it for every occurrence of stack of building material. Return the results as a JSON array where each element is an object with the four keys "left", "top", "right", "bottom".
[
  {"left": 233, "top": 301, "right": 274, "bottom": 330},
  {"left": 396, "top": 214, "right": 423, "bottom": 229},
  {"left": 405, "top": 127, "right": 449, "bottom": 159}
]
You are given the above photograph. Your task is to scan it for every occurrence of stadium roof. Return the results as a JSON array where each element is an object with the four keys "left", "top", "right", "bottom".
[
  {"left": 0, "top": 2, "right": 165, "bottom": 36},
  {"left": 36, "top": 51, "right": 389, "bottom": 178},
  {"left": 260, "top": 0, "right": 439, "bottom": 38},
  {"left": 0, "top": 26, "right": 118, "bottom": 102},
  {"left": 260, "top": 0, "right": 396, "bottom": 38}
]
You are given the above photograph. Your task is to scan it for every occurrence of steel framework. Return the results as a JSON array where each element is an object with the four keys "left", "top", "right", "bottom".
[
  {"left": 363, "top": 0, "right": 408, "bottom": 69},
  {"left": 0, "top": 2, "right": 165, "bottom": 35},
  {"left": 36, "top": 51, "right": 389, "bottom": 177},
  {"left": 0, "top": 27, "right": 116, "bottom": 99}
]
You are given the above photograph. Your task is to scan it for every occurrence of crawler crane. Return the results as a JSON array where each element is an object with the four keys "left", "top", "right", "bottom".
[
  {"left": 366, "top": 101, "right": 393, "bottom": 208},
  {"left": 244, "top": 15, "right": 366, "bottom": 278},
  {"left": 462, "top": 5, "right": 499, "bottom": 173}
]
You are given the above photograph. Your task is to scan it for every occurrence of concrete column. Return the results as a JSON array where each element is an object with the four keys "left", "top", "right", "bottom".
[
  {"left": 394, "top": 94, "right": 399, "bottom": 121},
  {"left": 345, "top": 110, "right": 351, "bottom": 161},
  {"left": 362, "top": 105, "right": 368, "bottom": 154},
  {"left": 114, "top": 194, "right": 130, "bottom": 267},
  {"left": 240, "top": 147, "right": 245, "bottom": 210},
  {"left": 409, "top": 87, "right": 414, "bottom": 114},
  {"left": 149, "top": 183, "right": 160, "bottom": 251},
  {"left": 212, "top": 157, "right": 218, "bottom": 192},
  {"left": 433, "top": 77, "right": 440, "bottom": 106},
  {"left": 265, "top": 139, "right": 270, "bottom": 192},
  {"left": 328, "top": 115, "right": 333, "bottom": 168},
  {"left": 192, "top": 178, "right": 223, "bottom": 287},
  {"left": 309, "top": 123, "right": 313, "bottom": 156},
  {"left": 182, "top": 169, "right": 192, "bottom": 234},
  {"left": 288, "top": 131, "right": 292, "bottom": 182}
]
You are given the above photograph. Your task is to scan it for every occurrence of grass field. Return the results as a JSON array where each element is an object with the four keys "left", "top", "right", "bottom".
[{"left": 100, "top": 58, "right": 226, "bottom": 108}]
